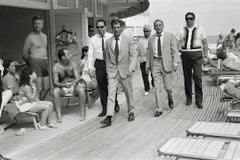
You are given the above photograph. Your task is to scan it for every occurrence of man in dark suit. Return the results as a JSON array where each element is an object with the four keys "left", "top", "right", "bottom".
[
  {"left": 146, "top": 19, "right": 179, "bottom": 117},
  {"left": 101, "top": 19, "right": 137, "bottom": 127}
]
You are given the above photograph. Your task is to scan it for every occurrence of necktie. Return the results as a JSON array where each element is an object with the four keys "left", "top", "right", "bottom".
[
  {"left": 115, "top": 37, "right": 119, "bottom": 64},
  {"left": 101, "top": 36, "right": 106, "bottom": 61},
  {"left": 157, "top": 34, "right": 162, "bottom": 57}
]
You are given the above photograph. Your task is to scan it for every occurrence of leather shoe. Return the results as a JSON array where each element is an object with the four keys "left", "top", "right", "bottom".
[
  {"left": 114, "top": 104, "right": 120, "bottom": 113},
  {"left": 168, "top": 100, "right": 174, "bottom": 109},
  {"left": 100, "top": 117, "right": 111, "bottom": 127},
  {"left": 128, "top": 112, "right": 135, "bottom": 122},
  {"left": 185, "top": 100, "right": 192, "bottom": 106},
  {"left": 154, "top": 111, "right": 163, "bottom": 117},
  {"left": 196, "top": 102, "right": 203, "bottom": 109},
  {"left": 98, "top": 111, "right": 106, "bottom": 117}
]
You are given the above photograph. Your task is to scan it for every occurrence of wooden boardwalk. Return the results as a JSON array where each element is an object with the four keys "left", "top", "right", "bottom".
[{"left": 10, "top": 68, "right": 232, "bottom": 160}]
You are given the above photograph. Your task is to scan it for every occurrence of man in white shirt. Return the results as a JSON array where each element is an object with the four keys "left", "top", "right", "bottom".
[
  {"left": 176, "top": 12, "right": 208, "bottom": 109},
  {"left": 136, "top": 25, "right": 154, "bottom": 96},
  {"left": 88, "top": 19, "right": 119, "bottom": 117}
]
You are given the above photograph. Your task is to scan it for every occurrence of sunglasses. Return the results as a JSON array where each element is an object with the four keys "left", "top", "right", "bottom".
[
  {"left": 144, "top": 30, "right": 150, "bottom": 32},
  {"left": 96, "top": 26, "right": 104, "bottom": 29},
  {"left": 185, "top": 17, "right": 194, "bottom": 21}
]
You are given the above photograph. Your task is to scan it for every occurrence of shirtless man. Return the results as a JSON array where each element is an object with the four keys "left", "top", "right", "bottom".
[
  {"left": 53, "top": 48, "right": 86, "bottom": 122},
  {"left": 23, "top": 16, "right": 50, "bottom": 100}
]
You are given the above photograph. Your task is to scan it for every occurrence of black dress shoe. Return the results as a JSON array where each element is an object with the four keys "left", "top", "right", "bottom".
[
  {"left": 98, "top": 111, "right": 106, "bottom": 117},
  {"left": 100, "top": 116, "right": 111, "bottom": 127},
  {"left": 168, "top": 100, "right": 174, "bottom": 109},
  {"left": 0, "top": 154, "right": 11, "bottom": 160},
  {"left": 154, "top": 111, "right": 163, "bottom": 117},
  {"left": 196, "top": 102, "right": 203, "bottom": 109},
  {"left": 114, "top": 104, "right": 120, "bottom": 113},
  {"left": 128, "top": 112, "right": 135, "bottom": 122},
  {"left": 185, "top": 100, "right": 192, "bottom": 106}
]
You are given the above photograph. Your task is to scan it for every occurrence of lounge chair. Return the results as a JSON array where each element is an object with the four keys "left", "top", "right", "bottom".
[
  {"left": 158, "top": 137, "right": 240, "bottom": 160},
  {"left": 186, "top": 121, "right": 240, "bottom": 140}
]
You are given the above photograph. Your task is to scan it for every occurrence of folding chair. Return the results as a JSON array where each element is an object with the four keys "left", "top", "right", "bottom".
[
  {"left": 158, "top": 137, "right": 240, "bottom": 160},
  {"left": 186, "top": 121, "right": 240, "bottom": 140}
]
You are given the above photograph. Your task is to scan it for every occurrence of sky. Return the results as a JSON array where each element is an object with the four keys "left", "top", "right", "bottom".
[{"left": 148, "top": 0, "right": 240, "bottom": 36}]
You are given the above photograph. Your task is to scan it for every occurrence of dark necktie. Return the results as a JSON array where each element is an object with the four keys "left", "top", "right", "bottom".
[
  {"left": 115, "top": 37, "right": 119, "bottom": 63},
  {"left": 101, "top": 36, "right": 106, "bottom": 61},
  {"left": 157, "top": 34, "right": 162, "bottom": 57}
]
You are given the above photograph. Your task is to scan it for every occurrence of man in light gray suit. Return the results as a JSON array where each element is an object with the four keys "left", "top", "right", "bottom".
[
  {"left": 100, "top": 19, "right": 137, "bottom": 127},
  {"left": 146, "top": 19, "right": 179, "bottom": 117}
]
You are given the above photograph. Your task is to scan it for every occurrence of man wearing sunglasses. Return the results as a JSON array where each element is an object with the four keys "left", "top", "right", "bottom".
[
  {"left": 176, "top": 12, "right": 208, "bottom": 109},
  {"left": 136, "top": 25, "right": 154, "bottom": 96},
  {"left": 88, "top": 19, "right": 119, "bottom": 117}
]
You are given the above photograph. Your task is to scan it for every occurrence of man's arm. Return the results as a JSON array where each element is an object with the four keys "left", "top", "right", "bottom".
[
  {"left": 22, "top": 35, "right": 32, "bottom": 64},
  {"left": 145, "top": 38, "right": 151, "bottom": 73},
  {"left": 53, "top": 65, "right": 67, "bottom": 88},
  {"left": 128, "top": 37, "right": 137, "bottom": 75},
  {"left": 202, "top": 38, "right": 208, "bottom": 58},
  {"left": 170, "top": 34, "right": 179, "bottom": 71}
]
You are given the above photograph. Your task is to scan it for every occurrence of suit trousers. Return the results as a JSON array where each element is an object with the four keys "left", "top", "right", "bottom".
[
  {"left": 107, "top": 74, "right": 134, "bottom": 116},
  {"left": 152, "top": 58, "right": 173, "bottom": 111},
  {"left": 140, "top": 62, "right": 154, "bottom": 92},
  {"left": 95, "top": 59, "right": 118, "bottom": 114},
  {"left": 181, "top": 51, "right": 203, "bottom": 104}
]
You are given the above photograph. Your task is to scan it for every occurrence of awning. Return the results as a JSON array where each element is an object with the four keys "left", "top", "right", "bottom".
[{"left": 107, "top": 0, "right": 149, "bottom": 19}]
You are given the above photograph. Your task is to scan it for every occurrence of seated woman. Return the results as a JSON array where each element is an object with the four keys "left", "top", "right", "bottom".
[
  {"left": 0, "top": 60, "right": 18, "bottom": 118},
  {"left": 79, "top": 46, "right": 98, "bottom": 108},
  {"left": 16, "top": 67, "right": 56, "bottom": 129}
]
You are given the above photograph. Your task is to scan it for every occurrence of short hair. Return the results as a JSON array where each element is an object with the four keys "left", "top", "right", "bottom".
[
  {"left": 153, "top": 19, "right": 164, "bottom": 26},
  {"left": 32, "top": 16, "right": 43, "bottom": 23},
  {"left": 58, "top": 48, "right": 68, "bottom": 61},
  {"left": 96, "top": 19, "right": 106, "bottom": 26},
  {"left": 217, "top": 49, "right": 227, "bottom": 60},
  {"left": 231, "top": 28, "right": 236, "bottom": 33},
  {"left": 111, "top": 19, "right": 124, "bottom": 28},
  {"left": 3, "top": 60, "right": 13, "bottom": 77},
  {"left": 235, "top": 32, "right": 240, "bottom": 42},
  {"left": 185, "top": 12, "right": 195, "bottom": 19},
  {"left": 81, "top": 46, "right": 89, "bottom": 59},
  {"left": 143, "top": 25, "right": 151, "bottom": 31}
]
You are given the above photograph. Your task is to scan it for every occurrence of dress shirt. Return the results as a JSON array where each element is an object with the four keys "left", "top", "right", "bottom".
[
  {"left": 153, "top": 32, "right": 164, "bottom": 58},
  {"left": 112, "top": 34, "right": 122, "bottom": 52},
  {"left": 88, "top": 32, "right": 112, "bottom": 70},
  {"left": 137, "top": 37, "right": 149, "bottom": 62},
  {"left": 176, "top": 24, "right": 207, "bottom": 52}
]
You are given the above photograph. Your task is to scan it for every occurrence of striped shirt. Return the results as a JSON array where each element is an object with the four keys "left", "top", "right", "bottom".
[{"left": 176, "top": 24, "right": 207, "bottom": 52}]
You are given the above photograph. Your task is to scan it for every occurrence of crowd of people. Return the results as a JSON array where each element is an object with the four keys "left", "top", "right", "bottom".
[{"left": 2, "top": 10, "right": 239, "bottom": 133}]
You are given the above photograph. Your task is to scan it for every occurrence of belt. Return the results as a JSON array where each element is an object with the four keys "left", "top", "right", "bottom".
[
  {"left": 153, "top": 56, "right": 162, "bottom": 59},
  {"left": 95, "top": 59, "right": 104, "bottom": 62}
]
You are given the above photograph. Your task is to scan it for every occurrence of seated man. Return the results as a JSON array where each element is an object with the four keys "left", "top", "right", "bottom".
[
  {"left": 221, "top": 80, "right": 240, "bottom": 101},
  {"left": 53, "top": 48, "right": 86, "bottom": 122}
]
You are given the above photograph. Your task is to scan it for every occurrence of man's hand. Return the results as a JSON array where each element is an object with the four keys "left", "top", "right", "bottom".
[
  {"left": 127, "top": 69, "right": 134, "bottom": 77},
  {"left": 173, "top": 63, "right": 178, "bottom": 72},
  {"left": 203, "top": 57, "right": 208, "bottom": 64},
  {"left": 146, "top": 67, "right": 150, "bottom": 74},
  {"left": 89, "top": 69, "right": 95, "bottom": 77}
]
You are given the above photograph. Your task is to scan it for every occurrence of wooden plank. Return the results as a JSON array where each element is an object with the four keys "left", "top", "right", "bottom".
[
  {"left": 202, "top": 141, "right": 224, "bottom": 158},
  {"left": 224, "top": 141, "right": 238, "bottom": 160},
  {"left": 232, "top": 142, "right": 240, "bottom": 160}
]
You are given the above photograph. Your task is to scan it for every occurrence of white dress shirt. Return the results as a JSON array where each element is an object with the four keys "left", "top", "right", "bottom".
[{"left": 88, "top": 32, "right": 112, "bottom": 70}]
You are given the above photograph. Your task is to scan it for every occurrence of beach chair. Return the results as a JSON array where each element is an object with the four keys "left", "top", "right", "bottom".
[
  {"left": 186, "top": 121, "right": 240, "bottom": 140},
  {"left": 158, "top": 137, "right": 240, "bottom": 160}
]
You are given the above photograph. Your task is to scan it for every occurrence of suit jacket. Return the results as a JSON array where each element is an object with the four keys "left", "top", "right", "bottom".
[
  {"left": 146, "top": 32, "right": 179, "bottom": 72},
  {"left": 105, "top": 34, "right": 137, "bottom": 78}
]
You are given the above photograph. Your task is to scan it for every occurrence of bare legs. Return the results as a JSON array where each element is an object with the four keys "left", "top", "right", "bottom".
[
  {"left": 53, "top": 83, "right": 86, "bottom": 122},
  {"left": 36, "top": 76, "right": 50, "bottom": 100}
]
